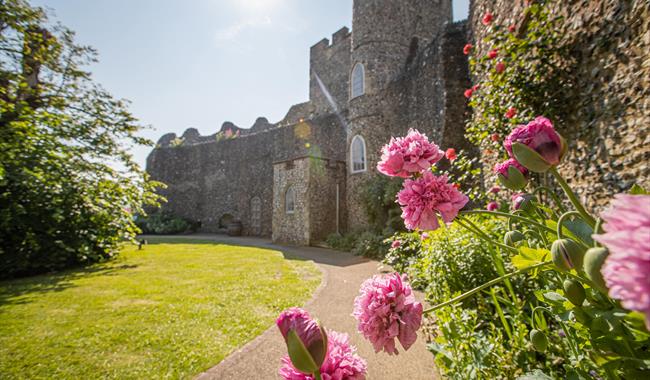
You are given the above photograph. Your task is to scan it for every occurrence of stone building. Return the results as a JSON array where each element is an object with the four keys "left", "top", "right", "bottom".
[
  {"left": 147, "top": 0, "right": 471, "bottom": 245},
  {"left": 147, "top": 0, "right": 649, "bottom": 244}
]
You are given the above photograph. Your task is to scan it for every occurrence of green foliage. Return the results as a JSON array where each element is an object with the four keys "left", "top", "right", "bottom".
[
  {"left": 359, "top": 175, "right": 405, "bottom": 234},
  {"left": 466, "top": 2, "right": 572, "bottom": 155},
  {"left": 385, "top": 217, "right": 512, "bottom": 303},
  {"left": 134, "top": 210, "right": 198, "bottom": 235},
  {"left": 0, "top": 0, "right": 162, "bottom": 278},
  {"left": 350, "top": 231, "right": 389, "bottom": 260},
  {"left": 326, "top": 230, "right": 390, "bottom": 260},
  {"left": 0, "top": 239, "right": 320, "bottom": 378}
]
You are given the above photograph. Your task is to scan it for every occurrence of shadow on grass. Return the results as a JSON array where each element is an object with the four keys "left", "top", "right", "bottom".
[
  {"left": 0, "top": 263, "right": 137, "bottom": 308},
  {"left": 139, "top": 234, "right": 370, "bottom": 268}
]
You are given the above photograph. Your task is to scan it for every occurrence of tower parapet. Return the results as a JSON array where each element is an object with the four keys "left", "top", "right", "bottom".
[{"left": 309, "top": 27, "right": 352, "bottom": 115}]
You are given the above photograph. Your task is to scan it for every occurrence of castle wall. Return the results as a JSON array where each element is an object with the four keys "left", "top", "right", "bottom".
[
  {"left": 308, "top": 159, "right": 347, "bottom": 243},
  {"left": 272, "top": 157, "right": 347, "bottom": 245},
  {"left": 272, "top": 158, "right": 311, "bottom": 245},
  {"left": 469, "top": 0, "right": 650, "bottom": 209},
  {"left": 345, "top": 12, "right": 470, "bottom": 230},
  {"left": 146, "top": 114, "right": 347, "bottom": 236},
  {"left": 309, "top": 27, "right": 352, "bottom": 115}
]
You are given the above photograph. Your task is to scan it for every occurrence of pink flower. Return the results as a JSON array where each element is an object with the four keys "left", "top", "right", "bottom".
[
  {"left": 487, "top": 49, "right": 498, "bottom": 59},
  {"left": 463, "top": 43, "right": 472, "bottom": 55},
  {"left": 397, "top": 172, "right": 469, "bottom": 231},
  {"left": 464, "top": 88, "right": 473, "bottom": 98},
  {"left": 593, "top": 194, "right": 650, "bottom": 329},
  {"left": 487, "top": 201, "right": 500, "bottom": 211},
  {"left": 489, "top": 186, "right": 501, "bottom": 194},
  {"left": 276, "top": 308, "right": 323, "bottom": 349},
  {"left": 493, "top": 158, "right": 528, "bottom": 177},
  {"left": 504, "top": 116, "right": 563, "bottom": 166},
  {"left": 377, "top": 129, "right": 444, "bottom": 178},
  {"left": 280, "top": 331, "right": 367, "bottom": 380},
  {"left": 224, "top": 128, "right": 233, "bottom": 138},
  {"left": 421, "top": 232, "right": 429, "bottom": 240},
  {"left": 353, "top": 273, "right": 422, "bottom": 355},
  {"left": 495, "top": 61, "right": 506, "bottom": 73},
  {"left": 391, "top": 240, "right": 401, "bottom": 249},
  {"left": 445, "top": 148, "right": 457, "bottom": 161},
  {"left": 490, "top": 133, "right": 500, "bottom": 142},
  {"left": 508, "top": 24, "right": 517, "bottom": 33},
  {"left": 472, "top": 84, "right": 480, "bottom": 91},
  {"left": 505, "top": 107, "right": 517, "bottom": 119},
  {"left": 482, "top": 12, "right": 493, "bottom": 25}
]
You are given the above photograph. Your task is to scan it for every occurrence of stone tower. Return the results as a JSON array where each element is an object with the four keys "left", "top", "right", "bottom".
[{"left": 346, "top": 0, "right": 454, "bottom": 229}]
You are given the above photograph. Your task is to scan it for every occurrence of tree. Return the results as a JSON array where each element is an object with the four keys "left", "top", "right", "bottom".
[{"left": 0, "top": 0, "right": 163, "bottom": 278}]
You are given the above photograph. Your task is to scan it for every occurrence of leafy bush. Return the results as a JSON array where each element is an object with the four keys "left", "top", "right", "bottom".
[
  {"left": 360, "top": 175, "right": 405, "bottom": 234},
  {"left": 351, "top": 231, "right": 389, "bottom": 260},
  {"left": 0, "top": 1, "right": 161, "bottom": 279},
  {"left": 134, "top": 211, "right": 198, "bottom": 235}
]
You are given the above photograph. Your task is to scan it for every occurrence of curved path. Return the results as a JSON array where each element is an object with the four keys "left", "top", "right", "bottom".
[{"left": 149, "top": 234, "right": 438, "bottom": 379}]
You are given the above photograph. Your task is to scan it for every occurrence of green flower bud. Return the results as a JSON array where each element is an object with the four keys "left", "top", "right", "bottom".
[
  {"left": 583, "top": 247, "right": 609, "bottom": 294},
  {"left": 530, "top": 329, "right": 548, "bottom": 352},
  {"left": 504, "top": 230, "right": 526, "bottom": 246},
  {"left": 563, "top": 278, "right": 586, "bottom": 306},
  {"left": 551, "top": 239, "right": 585, "bottom": 272},
  {"left": 497, "top": 165, "right": 528, "bottom": 191}
]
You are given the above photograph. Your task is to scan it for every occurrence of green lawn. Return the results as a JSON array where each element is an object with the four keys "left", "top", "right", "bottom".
[{"left": 0, "top": 239, "right": 320, "bottom": 379}]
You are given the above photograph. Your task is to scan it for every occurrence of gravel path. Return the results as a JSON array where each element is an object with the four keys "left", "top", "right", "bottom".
[{"left": 145, "top": 234, "right": 438, "bottom": 379}]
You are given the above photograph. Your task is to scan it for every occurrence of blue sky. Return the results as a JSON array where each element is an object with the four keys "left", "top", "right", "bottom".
[{"left": 33, "top": 0, "right": 469, "bottom": 168}]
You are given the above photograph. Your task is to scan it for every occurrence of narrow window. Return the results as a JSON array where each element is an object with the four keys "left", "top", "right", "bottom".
[
  {"left": 351, "top": 63, "right": 365, "bottom": 98},
  {"left": 285, "top": 186, "right": 295, "bottom": 214},
  {"left": 350, "top": 135, "right": 366, "bottom": 173}
]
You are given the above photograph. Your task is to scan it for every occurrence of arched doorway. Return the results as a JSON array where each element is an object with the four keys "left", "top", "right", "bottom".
[{"left": 250, "top": 197, "right": 261, "bottom": 236}]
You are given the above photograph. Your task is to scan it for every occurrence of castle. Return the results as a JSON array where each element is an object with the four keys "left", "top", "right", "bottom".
[
  {"left": 146, "top": 0, "right": 650, "bottom": 244},
  {"left": 147, "top": 0, "right": 470, "bottom": 244}
]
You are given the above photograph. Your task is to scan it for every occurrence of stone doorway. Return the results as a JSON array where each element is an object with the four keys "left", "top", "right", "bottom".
[{"left": 250, "top": 197, "right": 261, "bottom": 236}]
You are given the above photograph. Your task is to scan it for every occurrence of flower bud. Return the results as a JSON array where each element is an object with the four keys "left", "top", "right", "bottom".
[
  {"left": 583, "top": 247, "right": 609, "bottom": 293},
  {"left": 504, "top": 230, "right": 525, "bottom": 246},
  {"left": 551, "top": 238, "right": 585, "bottom": 272},
  {"left": 512, "top": 193, "right": 535, "bottom": 213},
  {"left": 506, "top": 117, "right": 568, "bottom": 173},
  {"left": 530, "top": 329, "right": 548, "bottom": 352},
  {"left": 563, "top": 279, "right": 586, "bottom": 306},
  {"left": 494, "top": 159, "right": 528, "bottom": 191}
]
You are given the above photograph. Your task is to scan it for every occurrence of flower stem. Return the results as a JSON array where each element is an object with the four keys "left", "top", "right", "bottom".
[
  {"left": 456, "top": 217, "right": 518, "bottom": 253},
  {"left": 423, "top": 261, "right": 552, "bottom": 314},
  {"left": 533, "top": 186, "right": 567, "bottom": 213},
  {"left": 460, "top": 210, "right": 555, "bottom": 234},
  {"left": 313, "top": 370, "right": 322, "bottom": 380},
  {"left": 549, "top": 167, "right": 596, "bottom": 227}
]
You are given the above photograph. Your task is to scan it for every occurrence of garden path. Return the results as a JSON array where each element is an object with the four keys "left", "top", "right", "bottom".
[{"left": 151, "top": 234, "right": 438, "bottom": 380}]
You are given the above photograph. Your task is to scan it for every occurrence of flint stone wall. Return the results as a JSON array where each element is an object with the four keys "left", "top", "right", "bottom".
[
  {"left": 469, "top": 0, "right": 650, "bottom": 209},
  {"left": 146, "top": 114, "right": 346, "bottom": 236}
]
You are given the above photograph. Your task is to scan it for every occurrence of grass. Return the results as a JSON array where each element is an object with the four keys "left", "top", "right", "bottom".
[{"left": 0, "top": 239, "right": 320, "bottom": 379}]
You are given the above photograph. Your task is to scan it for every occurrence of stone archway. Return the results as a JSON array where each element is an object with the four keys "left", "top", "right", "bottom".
[{"left": 218, "top": 214, "right": 234, "bottom": 229}]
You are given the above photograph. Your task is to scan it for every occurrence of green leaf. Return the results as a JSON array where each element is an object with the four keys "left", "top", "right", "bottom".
[
  {"left": 630, "top": 184, "right": 649, "bottom": 195},
  {"left": 286, "top": 329, "right": 318, "bottom": 374},
  {"left": 511, "top": 246, "right": 550, "bottom": 269}
]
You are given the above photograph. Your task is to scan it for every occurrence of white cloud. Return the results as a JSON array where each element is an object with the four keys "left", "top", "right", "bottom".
[{"left": 215, "top": 16, "right": 272, "bottom": 43}]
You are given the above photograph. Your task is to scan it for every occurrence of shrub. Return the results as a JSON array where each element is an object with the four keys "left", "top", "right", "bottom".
[
  {"left": 385, "top": 217, "right": 524, "bottom": 303},
  {"left": 351, "top": 231, "right": 389, "bottom": 260},
  {"left": 134, "top": 211, "right": 197, "bottom": 235}
]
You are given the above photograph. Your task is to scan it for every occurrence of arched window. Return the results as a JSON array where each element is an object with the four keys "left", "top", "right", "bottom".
[
  {"left": 350, "top": 63, "right": 365, "bottom": 98},
  {"left": 350, "top": 135, "right": 366, "bottom": 173},
  {"left": 285, "top": 186, "right": 295, "bottom": 214}
]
